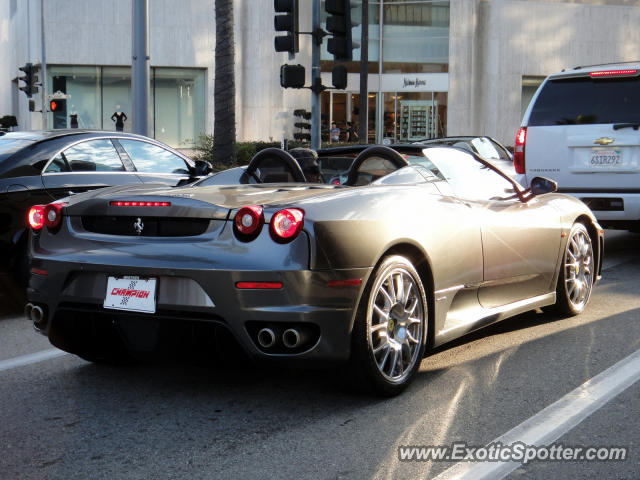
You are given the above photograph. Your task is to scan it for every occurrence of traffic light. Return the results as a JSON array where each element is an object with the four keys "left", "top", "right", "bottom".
[
  {"left": 274, "top": 0, "right": 299, "bottom": 55},
  {"left": 49, "top": 99, "right": 66, "bottom": 112},
  {"left": 18, "top": 63, "right": 39, "bottom": 98},
  {"left": 332, "top": 65, "right": 347, "bottom": 90},
  {"left": 325, "top": 0, "right": 357, "bottom": 61},
  {"left": 280, "top": 64, "right": 305, "bottom": 88}
]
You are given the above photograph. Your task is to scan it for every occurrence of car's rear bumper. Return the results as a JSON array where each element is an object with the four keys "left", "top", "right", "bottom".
[
  {"left": 559, "top": 191, "right": 640, "bottom": 227},
  {"left": 27, "top": 260, "right": 371, "bottom": 364}
]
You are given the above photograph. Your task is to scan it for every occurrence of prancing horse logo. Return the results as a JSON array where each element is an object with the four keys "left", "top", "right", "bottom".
[{"left": 133, "top": 217, "right": 144, "bottom": 235}]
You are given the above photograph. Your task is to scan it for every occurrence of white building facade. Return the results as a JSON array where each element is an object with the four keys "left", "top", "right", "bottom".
[{"left": 0, "top": 0, "right": 638, "bottom": 148}]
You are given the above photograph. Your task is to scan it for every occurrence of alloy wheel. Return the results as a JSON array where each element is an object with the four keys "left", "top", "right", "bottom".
[
  {"left": 564, "top": 227, "right": 594, "bottom": 310},
  {"left": 368, "top": 267, "right": 425, "bottom": 384}
]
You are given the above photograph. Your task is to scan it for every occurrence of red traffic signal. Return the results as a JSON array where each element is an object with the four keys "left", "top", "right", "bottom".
[{"left": 49, "top": 99, "right": 66, "bottom": 112}]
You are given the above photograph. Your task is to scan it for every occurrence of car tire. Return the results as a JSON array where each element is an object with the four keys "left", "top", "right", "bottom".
[
  {"left": 347, "top": 255, "right": 428, "bottom": 396},
  {"left": 553, "top": 223, "right": 595, "bottom": 316}
]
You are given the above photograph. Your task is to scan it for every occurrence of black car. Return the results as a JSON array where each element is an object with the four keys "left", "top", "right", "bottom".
[{"left": 0, "top": 130, "right": 211, "bottom": 278}]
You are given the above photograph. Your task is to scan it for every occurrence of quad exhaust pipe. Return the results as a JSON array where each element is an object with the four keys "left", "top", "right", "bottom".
[
  {"left": 282, "top": 328, "right": 309, "bottom": 349},
  {"left": 257, "top": 328, "right": 277, "bottom": 349},
  {"left": 25, "top": 303, "right": 46, "bottom": 330},
  {"left": 255, "top": 325, "right": 315, "bottom": 350}
]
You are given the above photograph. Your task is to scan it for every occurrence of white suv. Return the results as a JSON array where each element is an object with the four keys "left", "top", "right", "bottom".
[{"left": 516, "top": 63, "right": 640, "bottom": 231}]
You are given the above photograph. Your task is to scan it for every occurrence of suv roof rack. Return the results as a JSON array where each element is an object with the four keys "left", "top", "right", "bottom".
[{"left": 572, "top": 60, "right": 640, "bottom": 70}]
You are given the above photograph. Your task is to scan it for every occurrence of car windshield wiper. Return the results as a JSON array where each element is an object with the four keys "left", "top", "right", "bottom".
[{"left": 613, "top": 122, "right": 640, "bottom": 131}]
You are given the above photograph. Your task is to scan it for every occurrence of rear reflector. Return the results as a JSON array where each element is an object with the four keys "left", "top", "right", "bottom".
[
  {"left": 30, "top": 267, "right": 48, "bottom": 276},
  {"left": 110, "top": 201, "right": 171, "bottom": 207},
  {"left": 589, "top": 69, "right": 638, "bottom": 78},
  {"left": 327, "top": 278, "right": 363, "bottom": 287},
  {"left": 236, "top": 282, "right": 283, "bottom": 289},
  {"left": 27, "top": 205, "right": 46, "bottom": 230}
]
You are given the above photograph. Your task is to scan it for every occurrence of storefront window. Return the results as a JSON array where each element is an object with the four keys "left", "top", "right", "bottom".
[
  {"left": 319, "top": 1, "right": 449, "bottom": 144},
  {"left": 153, "top": 68, "right": 206, "bottom": 147},
  {"left": 46, "top": 66, "right": 205, "bottom": 147},
  {"left": 382, "top": 1, "right": 449, "bottom": 73},
  {"left": 103, "top": 67, "right": 132, "bottom": 133},
  {"left": 48, "top": 66, "right": 101, "bottom": 129},
  {"left": 381, "top": 91, "right": 447, "bottom": 143},
  {"left": 320, "top": 1, "right": 380, "bottom": 74}
]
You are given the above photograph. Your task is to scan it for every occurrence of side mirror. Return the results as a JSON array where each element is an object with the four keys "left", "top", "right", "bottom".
[
  {"left": 193, "top": 159, "right": 213, "bottom": 176},
  {"left": 530, "top": 176, "right": 557, "bottom": 195}
]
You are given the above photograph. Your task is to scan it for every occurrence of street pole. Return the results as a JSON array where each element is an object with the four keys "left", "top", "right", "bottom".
[
  {"left": 40, "top": 0, "right": 47, "bottom": 129},
  {"left": 358, "top": 0, "right": 368, "bottom": 143},
  {"left": 310, "top": 0, "right": 321, "bottom": 149},
  {"left": 132, "top": 0, "right": 150, "bottom": 136}
]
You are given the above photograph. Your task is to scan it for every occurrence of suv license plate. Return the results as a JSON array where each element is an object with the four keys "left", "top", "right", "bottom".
[
  {"left": 104, "top": 276, "right": 157, "bottom": 313},
  {"left": 590, "top": 149, "right": 622, "bottom": 167}
]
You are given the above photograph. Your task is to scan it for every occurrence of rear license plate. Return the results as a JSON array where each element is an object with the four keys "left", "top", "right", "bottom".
[
  {"left": 590, "top": 149, "right": 623, "bottom": 167},
  {"left": 104, "top": 276, "right": 156, "bottom": 313}
]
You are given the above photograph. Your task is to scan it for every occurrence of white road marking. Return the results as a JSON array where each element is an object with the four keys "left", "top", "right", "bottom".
[
  {"left": 0, "top": 349, "right": 68, "bottom": 372},
  {"left": 433, "top": 346, "right": 640, "bottom": 480}
]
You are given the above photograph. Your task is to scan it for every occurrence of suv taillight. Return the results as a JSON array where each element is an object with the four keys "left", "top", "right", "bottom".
[{"left": 514, "top": 127, "right": 526, "bottom": 174}]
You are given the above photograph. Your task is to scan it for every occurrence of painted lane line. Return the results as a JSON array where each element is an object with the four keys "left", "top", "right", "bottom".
[
  {"left": 0, "top": 349, "right": 68, "bottom": 372},
  {"left": 433, "top": 346, "right": 640, "bottom": 480}
]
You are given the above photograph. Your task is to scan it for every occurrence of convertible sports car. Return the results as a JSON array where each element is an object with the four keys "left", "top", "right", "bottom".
[{"left": 25, "top": 145, "right": 603, "bottom": 395}]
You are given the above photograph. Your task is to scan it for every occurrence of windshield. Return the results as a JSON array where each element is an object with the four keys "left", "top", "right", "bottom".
[{"left": 420, "top": 147, "right": 519, "bottom": 200}]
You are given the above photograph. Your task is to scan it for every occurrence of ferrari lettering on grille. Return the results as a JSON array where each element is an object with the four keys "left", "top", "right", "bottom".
[{"left": 110, "top": 288, "right": 150, "bottom": 299}]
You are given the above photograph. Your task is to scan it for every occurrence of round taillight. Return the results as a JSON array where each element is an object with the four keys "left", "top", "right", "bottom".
[
  {"left": 44, "top": 203, "right": 64, "bottom": 229},
  {"left": 234, "top": 205, "right": 264, "bottom": 238},
  {"left": 270, "top": 208, "right": 304, "bottom": 242},
  {"left": 28, "top": 205, "right": 46, "bottom": 230}
]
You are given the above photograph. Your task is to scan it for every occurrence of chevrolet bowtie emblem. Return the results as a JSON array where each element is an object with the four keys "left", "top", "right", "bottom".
[{"left": 594, "top": 137, "right": 614, "bottom": 146}]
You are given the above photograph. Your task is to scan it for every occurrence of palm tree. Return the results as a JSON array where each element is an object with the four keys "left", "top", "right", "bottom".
[{"left": 213, "top": 0, "right": 236, "bottom": 165}]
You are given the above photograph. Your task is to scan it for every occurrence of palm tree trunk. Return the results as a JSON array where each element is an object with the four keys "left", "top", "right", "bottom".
[{"left": 213, "top": 0, "right": 236, "bottom": 165}]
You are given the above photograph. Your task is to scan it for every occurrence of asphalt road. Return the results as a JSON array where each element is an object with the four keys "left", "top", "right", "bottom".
[{"left": 1, "top": 230, "right": 639, "bottom": 480}]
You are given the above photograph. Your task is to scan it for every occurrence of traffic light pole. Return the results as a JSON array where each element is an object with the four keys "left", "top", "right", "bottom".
[
  {"left": 132, "top": 0, "right": 150, "bottom": 136},
  {"left": 310, "top": 0, "right": 321, "bottom": 150},
  {"left": 358, "top": 0, "right": 368, "bottom": 143},
  {"left": 40, "top": 0, "right": 47, "bottom": 128}
]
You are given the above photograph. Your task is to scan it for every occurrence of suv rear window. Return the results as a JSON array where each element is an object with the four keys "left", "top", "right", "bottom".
[{"left": 528, "top": 76, "right": 640, "bottom": 126}]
